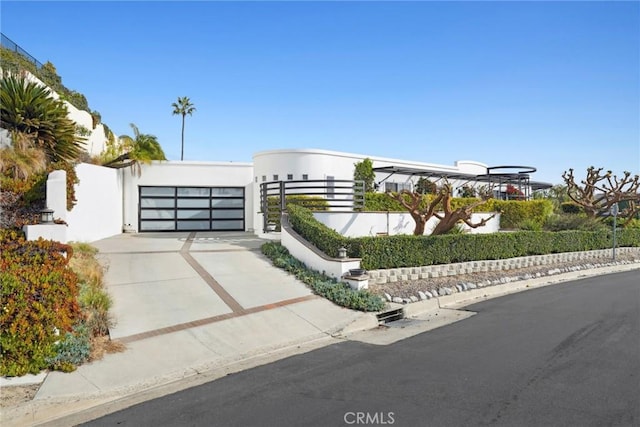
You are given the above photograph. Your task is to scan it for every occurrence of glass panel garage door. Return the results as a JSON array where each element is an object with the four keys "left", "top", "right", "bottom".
[{"left": 139, "top": 186, "right": 245, "bottom": 231}]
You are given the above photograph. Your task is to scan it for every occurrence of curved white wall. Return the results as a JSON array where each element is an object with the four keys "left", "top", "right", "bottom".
[{"left": 252, "top": 148, "right": 491, "bottom": 232}]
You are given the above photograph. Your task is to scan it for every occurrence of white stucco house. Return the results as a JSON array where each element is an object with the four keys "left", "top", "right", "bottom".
[
  {"left": 116, "top": 148, "right": 550, "bottom": 235},
  {"left": 29, "top": 146, "right": 552, "bottom": 243}
]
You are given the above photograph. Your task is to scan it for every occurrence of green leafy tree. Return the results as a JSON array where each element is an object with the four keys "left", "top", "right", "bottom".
[
  {"left": 353, "top": 158, "right": 375, "bottom": 193},
  {"left": 0, "top": 73, "right": 84, "bottom": 163},
  {"left": 415, "top": 177, "right": 437, "bottom": 194},
  {"left": 457, "top": 185, "right": 476, "bottom": 198},
  {"left": 171, "top": 96, "right": 196, "bottom": 161}
]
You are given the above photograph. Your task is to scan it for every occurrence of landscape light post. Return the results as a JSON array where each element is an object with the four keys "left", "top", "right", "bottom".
[{"left": 611, "top": 203, "right": 618, "bottom": 261}]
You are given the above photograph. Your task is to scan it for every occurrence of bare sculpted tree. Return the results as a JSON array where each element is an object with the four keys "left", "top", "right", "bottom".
[
  {"left": 562, "top": 166, "right": 640, "bottom": 226},
  {"left": 386, "top": 183, "right": 496, "bottom": 235}
]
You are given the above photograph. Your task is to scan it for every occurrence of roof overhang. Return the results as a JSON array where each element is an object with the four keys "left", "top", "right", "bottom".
[{"left": 372, "top": 165, "right": 553, "bottom": 190}]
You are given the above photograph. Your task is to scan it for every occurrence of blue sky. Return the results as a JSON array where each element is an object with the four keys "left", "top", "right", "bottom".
[{"left": 1, "top": 1, "right": 638, "bottom": 185}]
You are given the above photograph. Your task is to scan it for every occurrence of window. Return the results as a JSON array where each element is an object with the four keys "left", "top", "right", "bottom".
[
  {"left": 384, "top": 182, "right": 412, "bottom": 193},
  {"left": 273, "top": 174, "right": 279, "bottom": 181},
  {"left": 255, "top": 177, "right": 258, "bottom": 183},
  {"left": 287, "top": 174, "right": 293, "bottom": 180},
  {"left": 302, "top": 174, "right": 308, "bottom": 180},
  {"left": 262, "top": 175, "right": 266, "bottom": 182},
  {"left": 327, "top": 176, "right": 335, "bottom": 199}
]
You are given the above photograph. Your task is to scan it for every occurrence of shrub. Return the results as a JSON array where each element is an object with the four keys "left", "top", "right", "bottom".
[
  {"left": 78, "top": 283, "right": 114, "bottom": 336},
  {"left": 491, "top": 199, "right": 553, "bottom": 229},
  {"left": 46, "top": 323, "right": 91, "bottom": 372},
  {"left": 70, "top": 242, "right": 113, "bottom": 337},
  {"left": 544, "top": 214, "right": 608, "bottom": 232},
  {"left": 1, "top": 233, "right": 81, "bottom": 376},
  {"left": 517, "top": 218, "right": 543, "bottom": 231},
  {"left": 560, "top": 202, "right": 583, "bottom": 214},
  {"left": 261, "top": 242, "right": 385, "bottom": 312}
]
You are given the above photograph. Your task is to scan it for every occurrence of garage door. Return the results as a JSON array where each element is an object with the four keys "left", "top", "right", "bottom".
[{"left": 139, "top": 186, "right": 245, "bottom": 231}]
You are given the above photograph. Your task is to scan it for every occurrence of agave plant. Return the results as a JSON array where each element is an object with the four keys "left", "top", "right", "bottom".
[{"left": 0, "top": 72, "right": 84, "bottom": 163}]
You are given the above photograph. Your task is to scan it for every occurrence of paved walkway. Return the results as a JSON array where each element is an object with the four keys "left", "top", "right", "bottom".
[{"left": 1, "top": 232, "right": 366, "bottom": 426}]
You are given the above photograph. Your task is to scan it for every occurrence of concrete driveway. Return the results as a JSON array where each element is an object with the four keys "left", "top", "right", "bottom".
[
  {"left": 94, "top": 232, "right": 315, "bottom": 340},
  {"left": 26, "top": 232, "right": 364, "bottom": 408}
]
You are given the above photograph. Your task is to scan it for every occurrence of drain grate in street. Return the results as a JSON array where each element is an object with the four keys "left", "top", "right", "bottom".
[{"left": 376, "top": 308, "right": 404, "bottom": 324}]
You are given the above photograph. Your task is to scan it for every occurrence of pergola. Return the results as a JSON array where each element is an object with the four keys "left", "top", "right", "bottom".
[{"left": 372, "top": 165, "right": 553, "bottom": 200}]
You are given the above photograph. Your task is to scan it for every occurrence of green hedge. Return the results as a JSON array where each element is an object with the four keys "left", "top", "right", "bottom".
[
  {"left": 261, "top": 241, "right": 385, "bottom": 312},
  {"left": 364, "top": 193, "right": 553, "bottom": 229},
  {"left": 355, "top": 230, "right": 640, "bottom": 269},
  {"left": 286, "top": 204, "right": 640, "bottom": 270},
  {"left": 286, "top": 204, "right": 349, "bottom": 257},
  {"left": 491, "top": 199, "right": 553, "bottom": 229}
]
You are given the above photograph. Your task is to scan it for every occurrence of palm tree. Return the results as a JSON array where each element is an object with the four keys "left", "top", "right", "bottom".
[
  {"left": 171, "top": 96, "right": 196, "bottom": 161},
  {"left": 0, "top": 73, "right": 84, "bottom": 163},
  {"left": 102, "top": 123, "right": 166, "bottom": 175}
]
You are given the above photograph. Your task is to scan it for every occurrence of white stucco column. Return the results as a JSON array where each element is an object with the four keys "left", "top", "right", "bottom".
[{"left": 46, "top": 170, "right": 67, "bottom": 222}]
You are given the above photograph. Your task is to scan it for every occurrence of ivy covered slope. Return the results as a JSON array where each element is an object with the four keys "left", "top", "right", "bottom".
[
  {"left": 1, "top": 46, "right": 94, "bottom": 117},
  {"left": 261, "top": 241, "right": 385, "bottom": 312}
]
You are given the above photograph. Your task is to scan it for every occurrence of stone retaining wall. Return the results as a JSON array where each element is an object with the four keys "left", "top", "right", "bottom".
[{"left": 368, "top": 247, "right": 640, "bottom": 285}]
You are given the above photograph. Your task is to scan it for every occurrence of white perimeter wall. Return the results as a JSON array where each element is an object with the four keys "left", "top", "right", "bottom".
[
  {"left": 42, "top": 163, "right": 122, "bottom": 242},
  {"left": 313, "top": 211, "right": 501, "bottom": 237},
  {"left": 123, "top": 161, "right": 254, "bottom": 232},
  {"left": 67, "top": 163, "right": 122, "bottom": 242}
]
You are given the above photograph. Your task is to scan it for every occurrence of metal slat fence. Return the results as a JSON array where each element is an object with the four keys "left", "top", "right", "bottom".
[{"left": 260, "top": 179, "right": 364, "bottom": 232}]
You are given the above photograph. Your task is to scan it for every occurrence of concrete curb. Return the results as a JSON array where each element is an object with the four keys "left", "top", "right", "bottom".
[
  {"left": 401, "top": 262, "right": 640, "bottom": 317},
  {"left": 1, "top": 334, "right": 338, "bottom": 427}
]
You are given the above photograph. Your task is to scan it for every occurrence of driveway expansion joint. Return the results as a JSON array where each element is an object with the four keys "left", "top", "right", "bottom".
[{"left": 180, "top": 232, "right": 245, "bottom": 314}]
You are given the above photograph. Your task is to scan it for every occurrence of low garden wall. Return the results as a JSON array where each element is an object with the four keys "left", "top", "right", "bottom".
[
  {"left": 367, "top": 247, "right": 640, "bottom": 285},
  {"left": 281, "top": 213, "right": 360, "bottom": 279}
]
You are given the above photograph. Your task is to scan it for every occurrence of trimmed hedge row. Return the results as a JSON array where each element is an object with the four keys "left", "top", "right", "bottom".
[
  {"left": 261, "top": 241, "right": 385, "bottom": 312},
  {"left": 286, "top": 204, "right": 349, "bottom": 258},
  {"left": 355, "top": 230, "right": 640, "bottom": 269},
  {"left": 286, "top": 204, "right": 640, "bottom": 270},
  {"left": 363, "top": 193, "right": 553, "bottom": 229}
]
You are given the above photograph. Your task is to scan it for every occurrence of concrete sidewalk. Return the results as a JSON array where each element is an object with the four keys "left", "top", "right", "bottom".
[{"left": 1, "top": 232, "right": 369, "bottom": 427}]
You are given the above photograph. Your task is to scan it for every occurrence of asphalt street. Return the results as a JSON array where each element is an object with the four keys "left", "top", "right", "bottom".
[{"left": 82, "top": 270, "right": 640, "bottom": 427}]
